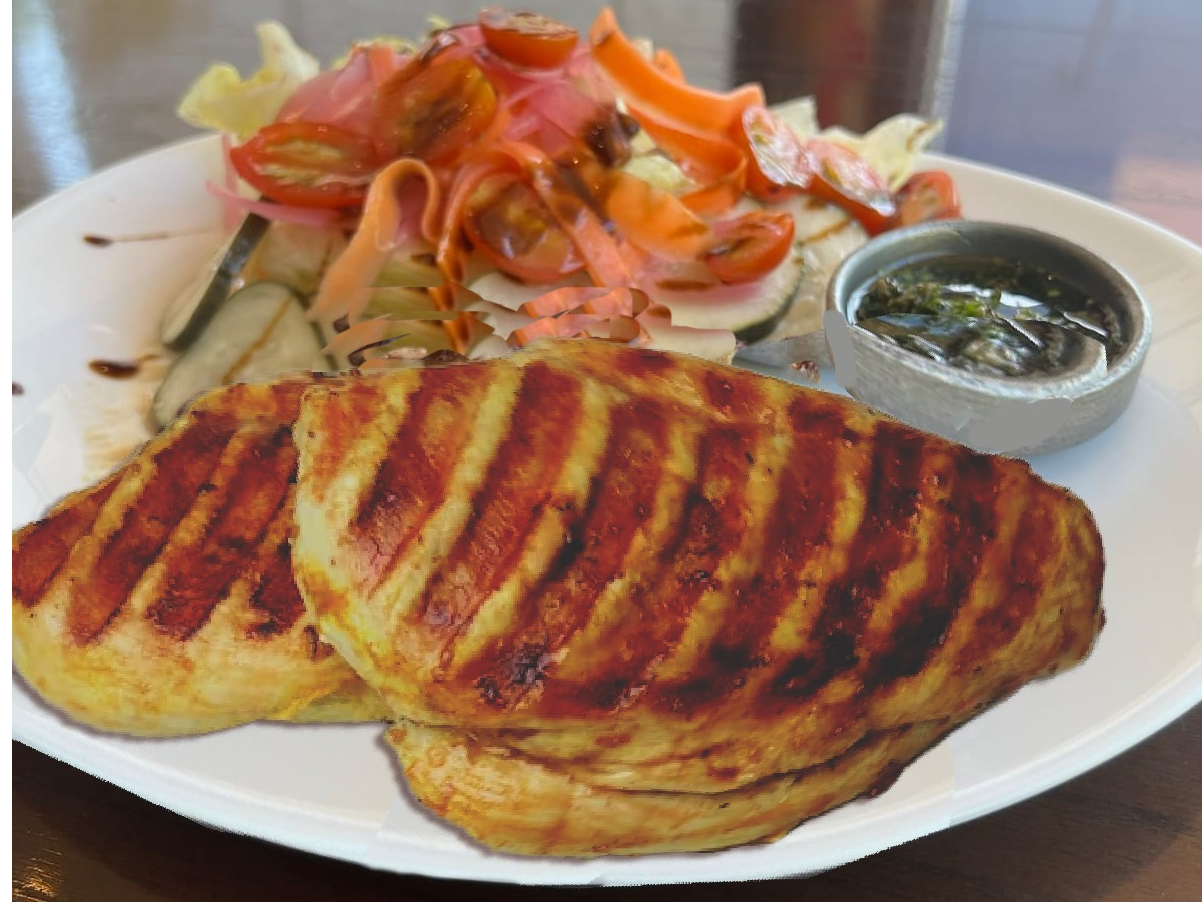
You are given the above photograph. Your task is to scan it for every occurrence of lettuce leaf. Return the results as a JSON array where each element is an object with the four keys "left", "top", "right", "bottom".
[{"left": 177, "top": 21, "right": 319, "bottom": 139}]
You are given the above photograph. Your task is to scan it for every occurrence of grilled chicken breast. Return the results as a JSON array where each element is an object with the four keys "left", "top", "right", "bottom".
[
  {"left": 388, "top": 713, "right": 965, "bottom": 856},
  {"left": 293, "top": 340, "right": 1105, "bottom": 854},
  {"left": 12, "top": 379, "right": 389, "bottom": 736}
]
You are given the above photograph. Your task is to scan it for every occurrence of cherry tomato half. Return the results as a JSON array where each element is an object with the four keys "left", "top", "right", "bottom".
[
  {"left": 801, "top": 139, "right": 896, "bottom": 234},
  {"left": 703, "top": 210, "right": 795, "bottom": 283},
  {"left": 739, "top": 105, "right": 805, "bottom": 202},
  {"left": 893, "top": 170, "right": 962, "bottom": 227},
  {"left": 479, "top": 8, "right": 579, "bottom": 69},
  {"left": 464, "top": 174, "right": 584, "bottom": 283},
  {"left": 229, "top": 122, "right": 380, "bottom": 209},
  {"left": 374, "top": 57, "right": 497, "bottom": 163}
]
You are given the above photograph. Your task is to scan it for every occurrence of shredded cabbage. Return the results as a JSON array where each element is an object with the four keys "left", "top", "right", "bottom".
[
  {"left": 177, "top": 21, "right": 319, "bottom": 139},
  {"left": 770, "top": 96, "right": 821, "bottom": 138}
]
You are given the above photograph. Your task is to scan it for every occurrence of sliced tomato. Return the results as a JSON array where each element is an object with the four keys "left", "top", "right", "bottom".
[
  {"left": 464, "top": 173, "right": 584, "bottom": 283},
  {"left": 374, "top": 57, "right": 497, "bottom": 163},
  {"left": 229, "top": 122, "right": 380, "bottom": 209},
  {"left": 801, "top": 139, "right": 896, "bottom": 234},
  {"left": 740, "top": 108, "right": 898, "bottom": 233},
  {"left": 893, "top": 170, "right": 962, "bottom": 227},
  {"left": 479, "top": 9, "right": 579, "bottom": 69},
  {"left": 703, "top": 210, "right": 795, "bottom": 284},
  {"left": 739, "top": 105, "right": 805, "bottom": 202}
]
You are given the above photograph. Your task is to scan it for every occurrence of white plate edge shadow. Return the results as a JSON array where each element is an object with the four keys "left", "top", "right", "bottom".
[{"left": 12, "top": 136, "right": 1202, "bottom": 886}]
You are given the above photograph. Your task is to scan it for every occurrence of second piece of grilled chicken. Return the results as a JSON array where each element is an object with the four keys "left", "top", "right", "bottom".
[
  {"left": 12, "top": 379, "right": 390, "bottom": 736},
  {"left": 293, "top": 340, "right": 1105, "bottom": 854}
]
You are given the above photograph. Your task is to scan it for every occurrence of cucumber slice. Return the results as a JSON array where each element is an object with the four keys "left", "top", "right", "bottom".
[
  {"left": 649, "top": 256, "right": 804, "bottom": 344},
  {"left": 160, "top": 214, "right": 270, "bottom": 351},
  {"left": 152, "top": 282, "right": 328, "bottom": 427},
  {"left": 243, "top": 221, "right": 349, "bottom": 296}
]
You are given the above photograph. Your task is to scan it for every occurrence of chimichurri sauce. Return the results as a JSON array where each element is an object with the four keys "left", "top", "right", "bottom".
[{"left": 851, "top": 254, "right": 1122, "bottom": 376}]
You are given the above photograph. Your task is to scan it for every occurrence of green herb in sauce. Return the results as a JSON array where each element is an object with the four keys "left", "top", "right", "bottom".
[
  {"left": 860, "top": 314, "right": 1093, "bottom": 379},
  {"left": 851, "top": 254, "right": 1123, "bottom": 375}
]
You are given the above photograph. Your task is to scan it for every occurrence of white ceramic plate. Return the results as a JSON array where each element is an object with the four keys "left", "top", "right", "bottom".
[{"left": 12, "top": 137, "right": 1202, "bottom": 886}]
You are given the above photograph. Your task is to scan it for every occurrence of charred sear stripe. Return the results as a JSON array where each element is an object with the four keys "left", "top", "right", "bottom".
[
  {"left": 702, "top": 367, "right": 768, "bottom": 422},
  {"left": 146, "top": 426, "right": 297, "bottom": 641},
  {"left": 246, "top": 529, "right": 306, "bottom": 640},
  {"left": 547, "top": 423, "right": 761, "bottom": 714},
  {"left": 463, "top": 398, "right": 669, "bottom": 710},
  {"left": 860, "top": 450, "right": 999, "bottom": 692},
  {"left": 769, "top": 420, "right": 926, "bottom": 701},
  {"left": 419, "top": 362, "right": 584, "bottom": 640},
  {"left": 963, "top": 495, "right": 1056, "bottom": 661},
  {"left": 610, "top": 347, "right": 680, "bottom": 388},
  {"left": 652, "top": 397, "right": 845, "bottom": 710},
  {"left": 305, "top": 382, "right": 380, "bottom": 496},
  {"left": 68, "top": 421, "right": 236, "bottom": 644},
  {"left": 13, "top": 476, "right": 119, "bottom": 608},
  {"left": 349, "top": 367, "right": 485, "bottom": 592}
]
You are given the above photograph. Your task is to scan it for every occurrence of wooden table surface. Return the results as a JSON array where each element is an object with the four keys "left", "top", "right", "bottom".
[{"left": 12, "top": 1, "right": 1202, "bottom": 899}]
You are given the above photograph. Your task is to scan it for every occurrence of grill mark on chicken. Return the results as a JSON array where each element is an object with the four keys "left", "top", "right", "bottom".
[
  {"left": 68, "top": 418, "right": 236, "bottom": 644},
  {"left": 650, "top": 397, "right": 845, "bottom": 709},
  {"left": 419, "top": 362, "right": 584, "bottom": 643},
  {"left": 768, "top": 419, "right": 925, "bottom": 702},
  {"left": 611, "top": 347, "right": 680, "bottom": 380},
  {"left": 462, "top": 398, "right": 670, "bottom": 709},
  {"left": 859, "top": 451, "right": 1000, "bottom": 692},
  {"left": 246, "top": 532, "right": 306, "bottom": 639},
  {"left": 542, "top": 423, "right": 762, "bottom": 714},
  {"left": 303, "top": 380, "right": 380, "bottom": 503},
  {"left": 13, "top": 476, "right": 119, "bottom": 608},
  {"left": 350, "top": 367, "right": 484, "bottom": 592},
  {"left": 12, "top": 378, "right": 399, "bottom": 736},
  {"left": 146, "top": 426, "right": 297, "bottom": 640},
  {"left": 963, "top": 498, "right": 1055, "bottom": 662},
  {"left": 702, "top": 366, "right": 769, "bottom": 422}
]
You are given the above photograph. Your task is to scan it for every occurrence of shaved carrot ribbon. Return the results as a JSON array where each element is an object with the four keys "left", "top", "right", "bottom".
[
  {"left": 600, "top": 167, "right": 713, "bottom": 260},
  {"left": 519, "top": 286, "right": 649, "bottom": 318},
  {"left": 623, "top": 108, "right": 748, "bottom": 219},
  {"left": 652, "top": 48, "right": 684, "bottom": 82},
  {"left": 312, "top": 158, "right": 441, "bottom": 326},
  {"left": 588, "top": 9, "right": 759, "bottom": 217},
  {"left": 511, "top": 287, "right": 651, "bottom": 348},
  {"left": 589, "top": 8, "right": 764, "bottom": 135}
]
